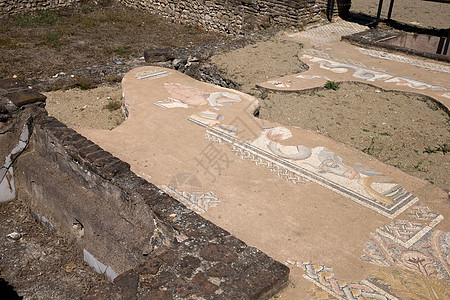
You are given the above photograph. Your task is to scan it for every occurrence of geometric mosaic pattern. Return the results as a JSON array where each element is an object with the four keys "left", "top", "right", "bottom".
[
  {"left": 288, "top": 21, "right": 368, "bottom": 44},
  {"left": 230, "top": 143, "right": 307, "bottom": 186},
  {"left": 287, "top": 261, "right": 399, "bottom": 300},
  {"left": 406, "top": 204, "right": 443, "bottom": 222},
  {"left": 375, "top": 216, "right": 444, "bottom": 248},
  {"left": 357, "top": 48, "right": 450, "bottom": 74},
  {"left": 135, "top": 69, "right": 172, "bottom": 80},
  {"left": 362, "top": 229, "right": 450, "bottom": 281},
  {"left": 162, "top": 185, "right": 220, "bottom": 213}
]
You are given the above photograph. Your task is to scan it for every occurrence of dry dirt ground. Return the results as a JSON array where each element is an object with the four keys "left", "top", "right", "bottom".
[
  {"left": 45, "top": 85, "right": 125, "bottom": 130},
  {"left": 0, "top": 200, "right": 108, "bottom": 299},
  {"left": 0, "top": 1, "right": 226, "bottom": 82},
  {"left": 349, "top": 0, "right": 450, "bottom": 29}
]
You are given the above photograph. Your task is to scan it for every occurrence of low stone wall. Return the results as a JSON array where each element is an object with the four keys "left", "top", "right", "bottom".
[
  {"left": 0, "top": 80, "right": 289, "bottom": 298},
  {"left": 1, "top": 0, "right": 352, "bottom": 34},
  {"left": 119, "top": 0, "right": 352, "bottom": 34},
  {"left": 0, "top": 0, "right": 79, "bottom": 14}
]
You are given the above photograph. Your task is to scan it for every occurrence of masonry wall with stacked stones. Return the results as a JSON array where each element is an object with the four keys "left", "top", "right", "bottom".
[
  {"left": 119, "top": 0, "right": 351, "bottom": 34},
  {"left": 0, "top": 0, "right": 79, "bottom": 14}
]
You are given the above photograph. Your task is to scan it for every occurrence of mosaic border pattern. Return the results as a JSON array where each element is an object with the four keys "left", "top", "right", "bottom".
[
  {"left": 358, "top": 48, "right": 450, "bottom": 74},
  {"left": 135, "top": 69, "right": 172, "bottom": 80},
  {"left": 288, "top": 261, "right": 398, "bottom": 300},
  {"left": 375, "top": 215, "right": 444, "bottom": 248},
  {"left": 162, "top": 185, "right": 220, "bottom": 213}
]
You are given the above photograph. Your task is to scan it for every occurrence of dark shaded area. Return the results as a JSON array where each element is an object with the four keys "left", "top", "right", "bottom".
[
  {"left": 344, "top": 11, "right": 449, "bottom": 37},
  {"left": 0, "top": 277, "right": 22, "bottom": 300},
  {"left": 343, "top": 28, "right": 450, "bottom": 62}
]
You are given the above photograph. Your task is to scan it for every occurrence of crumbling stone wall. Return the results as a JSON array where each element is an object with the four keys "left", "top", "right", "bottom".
[
  {"left": 0, "top": 0, "right": 79, "bottom": 14},
  {"left": 119, "top": 0, "right": 351, "bottom": 34}
]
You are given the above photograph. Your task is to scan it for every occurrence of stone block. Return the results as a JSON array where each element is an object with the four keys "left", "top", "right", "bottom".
[
  {"left": 200, "top": 244, "right": 238, "bottom": 263},
  {"left": 191, "top": 272, "right": 219, "bottom": 296}
]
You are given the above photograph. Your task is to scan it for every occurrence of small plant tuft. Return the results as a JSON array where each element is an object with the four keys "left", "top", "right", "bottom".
[
  {"left": 105, "top": 74, "right": 122, "bottom": 84},
  {"left": 378, "top": 132, "right": 391, "bottom": 136},
  {"left": 362, "top": 137, "right": 376, "bottom": 155},
  {"left": 423, "top": 144, "right": 448, "bottom": 155},
  {"left": 324, "top": 80, "right": 340, "bottom": 91},
  {"left": 15, "top": 11, "right": 58, "bottom": 27},
  {"left": 75, "top": 75, "right": 95, "bottom": 90},
  {"left": 103, "top": 100, "right": 122, "bottom": 111},
  {"left": 111, "top": 46, "right": 132, "bottom": 57},
  {"left": 260, "top": 91, "right": 269, "bottom": 100}
]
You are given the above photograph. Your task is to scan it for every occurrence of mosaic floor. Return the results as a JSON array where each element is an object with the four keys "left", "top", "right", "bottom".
[{"left": 76, "top": 21, "right": 449, "bottom": 299}]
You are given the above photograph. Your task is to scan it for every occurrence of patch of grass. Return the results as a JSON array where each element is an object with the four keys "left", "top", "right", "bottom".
[
  {"left": 436, "top": 143, "right": 449, "bottom": 154},
  {"left": 105, "top": 74, "right": 123, "bottom": 84},
  {"left": 324, "top": 80, "right": 340, "bottom": 91},
  {"left": 260, "top": 91, "right": 269, "bottom": 100},
  {"left": 378, "top": 132, "right": 391, "bottom": 136},
  {"left": 110, "top": 46, "right": 132, "bottom": 57},
  {"left": 75, "top": 75, "right": 95, "bottom": 90},
  {"left": 103, "top": 100, "right": 122, "bottom": 111},
  {"left": 77, "top": 16, "right": 96, "bottom": 28},
  {"left": 362, "top": 128, "right": 370, "bottom": 132},
  {"left": 43, "top": 32, "right": 65, "bottom": 48},
  {"left": 15, "top": 11, "right": 58, "bottom": 27},
  {"left": 423, "top": 144, "right": 448, "bottom": 154},
  {"left": 423, "top": 146, "right": 437, "bottom": 154}
]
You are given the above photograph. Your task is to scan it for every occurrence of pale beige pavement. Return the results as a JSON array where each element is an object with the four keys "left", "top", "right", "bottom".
[{"left": 76, "top": 22, "right": 450, "bottom": 299}]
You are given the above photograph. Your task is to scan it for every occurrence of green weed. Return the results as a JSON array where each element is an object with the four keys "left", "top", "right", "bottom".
[
  {"left": 436, "top": 143, "right": 449, "bottom": 154},
  {"left": 378, "top": 132, "right": 391, "bottom": 136},
  {"left": 44, "top": 32, "right": 64, "bottom": 48},
  {"left": 423, "top": 146, "right": 437, "bottom": 154},
  {"left": 362, "top": 137, "right": 376, "bottom": 155},
  {"left": 111, "top": 46, "right": 132, "bottom": 57},
  {"left": 423, "top": 144, "right": 448, "bottom": 154},
  {"left": 15, "top": 11, "right": 58, "bottom": 27},
  {"left": 324, "top": 80, "right": 340, "bottom": 91}
]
